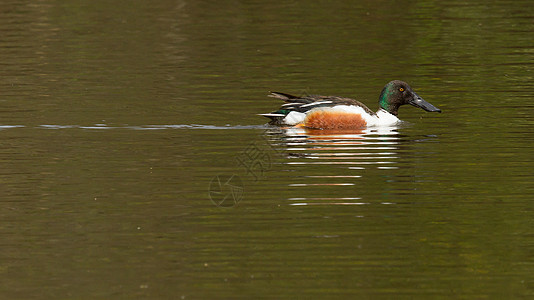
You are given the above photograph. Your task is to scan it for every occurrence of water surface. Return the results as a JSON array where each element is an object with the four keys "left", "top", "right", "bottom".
[{"left": 1, "top": 0, "right": 534, "bottom": 298}]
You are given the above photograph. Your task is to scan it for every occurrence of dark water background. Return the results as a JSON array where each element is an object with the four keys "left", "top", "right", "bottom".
[{"left": 1, "top": 0, "right": 534, "bottom": 298}]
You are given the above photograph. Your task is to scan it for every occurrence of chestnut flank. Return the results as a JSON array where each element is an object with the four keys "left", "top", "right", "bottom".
[{"left": 304, "top": 110, "right": 367, "bottom": 129}]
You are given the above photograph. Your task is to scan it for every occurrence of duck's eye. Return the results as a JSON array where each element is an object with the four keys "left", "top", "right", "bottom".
[{"left": 399, "top": 87, "right": 404, "bottom": 92}]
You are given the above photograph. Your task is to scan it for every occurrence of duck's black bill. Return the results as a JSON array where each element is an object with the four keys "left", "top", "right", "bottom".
[{"left": 409, "top": 92, "right": 441, "bottom": 113}]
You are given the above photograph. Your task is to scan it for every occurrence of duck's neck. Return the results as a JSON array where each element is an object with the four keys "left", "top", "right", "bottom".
[
  {"left": 378, "top": 88, "right": 399, "bottom": 116},
  {"left": 377, "top": 107, "right": 398, "bottom": 116}
]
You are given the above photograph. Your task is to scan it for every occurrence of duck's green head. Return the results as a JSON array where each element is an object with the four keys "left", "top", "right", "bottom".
[{"left": 378, "top": 80, "right": 441, "bottom": 116}]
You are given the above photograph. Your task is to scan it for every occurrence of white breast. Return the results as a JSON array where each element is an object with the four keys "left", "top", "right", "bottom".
[{"left": 373, "top": 109, "right": 401, "bottom": 126}]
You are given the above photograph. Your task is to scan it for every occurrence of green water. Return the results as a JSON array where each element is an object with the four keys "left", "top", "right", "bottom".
[{"left": 1, "top": 0, "right": 534, "bottom": 298}]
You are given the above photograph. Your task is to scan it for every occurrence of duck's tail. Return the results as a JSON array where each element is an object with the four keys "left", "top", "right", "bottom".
[
  {"left": 258, "top": 111, "right": 290, "bottom": 125},
  {"left": 259, "top": 92, "right": 302, "bottom": 124}
]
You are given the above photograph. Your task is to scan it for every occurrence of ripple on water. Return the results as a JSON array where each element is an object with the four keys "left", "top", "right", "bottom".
[
  {"left": 36, "top": 124, "right": 269, "bottom": 130},
  {"left": 265, "top": 126, "right": 408, "bottom": 206}
]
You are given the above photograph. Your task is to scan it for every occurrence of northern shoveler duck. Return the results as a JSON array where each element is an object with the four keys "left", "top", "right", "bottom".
[{"left": 260, "top": 80, "right": 441, "bottom": 129}]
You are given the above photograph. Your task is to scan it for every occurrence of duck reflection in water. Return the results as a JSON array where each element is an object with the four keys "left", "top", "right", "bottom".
[{"left": 262, "top": 125, "right": 404, "bottom": 206}]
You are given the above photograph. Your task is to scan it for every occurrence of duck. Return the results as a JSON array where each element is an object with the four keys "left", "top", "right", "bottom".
[{"left": 260, "top": 80, "right": 441, "bottom": 129}]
